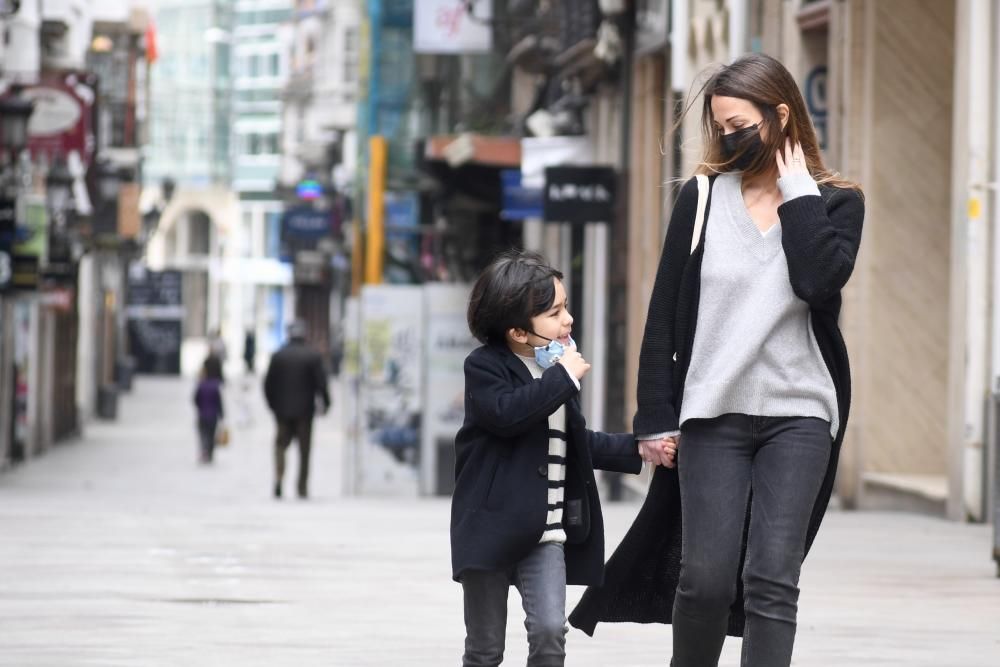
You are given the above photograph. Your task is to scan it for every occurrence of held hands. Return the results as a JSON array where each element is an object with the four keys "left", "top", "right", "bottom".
[
  {"left": 556, "top": 346, "right": 591, "bottom": 381},
  {"left": 775, "top": 139, "right": 809, "bottom": 179},
  {"left": 638, "top": 436, "right": 678, "bottom": 469}
]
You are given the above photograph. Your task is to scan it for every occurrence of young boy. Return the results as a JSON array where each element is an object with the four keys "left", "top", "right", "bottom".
[{"left": 451, "top": 250, "right": 648, "bottom": 666}]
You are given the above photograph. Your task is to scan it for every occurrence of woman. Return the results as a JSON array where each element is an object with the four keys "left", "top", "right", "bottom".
[{"left": 570, "top": 53, "right": 865, "bottom": 667}]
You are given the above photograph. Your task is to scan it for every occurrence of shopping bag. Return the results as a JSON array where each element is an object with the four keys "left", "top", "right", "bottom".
[{"left": 215, "top": 423, "right": 230, "bottom": 447}]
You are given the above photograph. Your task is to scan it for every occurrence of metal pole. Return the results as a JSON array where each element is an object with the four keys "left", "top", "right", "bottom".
[
  {"left": 605, "top": 3, "right": 637, "bottom": 501},
  {"left": 990, "top": 0, "right": 1000, "bottom": 575},
  {"left": 364, "top": 136, "right": 387, "bottom": 284}
]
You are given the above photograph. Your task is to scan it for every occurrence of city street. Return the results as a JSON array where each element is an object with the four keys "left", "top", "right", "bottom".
[{"left": 0, "top": 376, "right": 998, "bottom": 666}]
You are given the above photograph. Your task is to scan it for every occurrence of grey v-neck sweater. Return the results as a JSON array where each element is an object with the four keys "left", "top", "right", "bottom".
[{"left": 679, "top": 171, "right": 839, "bottom": 437}]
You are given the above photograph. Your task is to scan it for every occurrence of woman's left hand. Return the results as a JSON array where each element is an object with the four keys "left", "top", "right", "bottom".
[
  {"left": 639, "top": 437, "right": 678, "bottom": 468},
  {"left": 775, "top": 139, "right": 809, "bottom": 179}
]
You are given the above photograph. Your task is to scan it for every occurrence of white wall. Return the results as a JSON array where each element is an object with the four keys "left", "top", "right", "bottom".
[
  {"left": 90, "top": 0, "right": 132, "bottom": 22},
  {"left": 2, "top": 0, "right": 41, "bottom": 79}
]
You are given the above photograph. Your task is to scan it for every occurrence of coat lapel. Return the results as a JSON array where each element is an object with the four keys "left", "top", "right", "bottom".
[{"left": 493, "top": 343, "right": 535, "bottom": 385}]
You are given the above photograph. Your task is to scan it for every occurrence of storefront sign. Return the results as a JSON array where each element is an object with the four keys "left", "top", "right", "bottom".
[
  {"left": 281, "top": 207, "right": 332, "bottom": 260},
  {"left": 805, "top": 65, "right": 828, "bottom": 151},
  {"left": 2, "top": 72, "right": 99, "bottom": 167},
  {"left": 126, "top": 268, "right": 183, "bottom": 374},
  {"left": 414, "top": 0, "right": 492, "bottom": 54},
  {"left": 11, "top": 197, "right": 48, "bottom": 290},
  {"left": 500, "top": 170, "right": 543, "bottom": 221},
  {"left": 543, "top": 166, "right": 617, "bottom": 225}
]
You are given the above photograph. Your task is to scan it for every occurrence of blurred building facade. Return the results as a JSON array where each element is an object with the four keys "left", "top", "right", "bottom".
[
  {"left": 145, "top": 0, "right": 298, "bottom": 374},
  {"left": 226, "top": 0, "right": 295, "bottom": 367},
  {"left": 341, "top": 0, "right": 1000, "bottom": 522},
  {"left": 143, "top": 0, "right": 235, "bottom": 351},
  {"left": 748, "top": 0, "right": 999, "bottom": 524},
  {"left": 617, "top": 0, "right": 1000, "bottom": 523},
  {"left": 0, "top": 0, "right": 152, "bottom": 466},
  {"left": 274, "top": 0, "right": 361, "bottom": 365}
]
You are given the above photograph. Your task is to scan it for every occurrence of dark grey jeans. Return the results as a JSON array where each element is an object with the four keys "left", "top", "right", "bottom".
[
  {"left": 672, "top": 414, "right": 831, "bottom": 667},
  {"left": 461, "top": 542, "right": 567, "bottom": 667}
]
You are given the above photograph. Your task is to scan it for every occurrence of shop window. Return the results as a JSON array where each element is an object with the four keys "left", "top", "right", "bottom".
[{"left": 188, "top": 211, "right": 213, "bottom": 256}]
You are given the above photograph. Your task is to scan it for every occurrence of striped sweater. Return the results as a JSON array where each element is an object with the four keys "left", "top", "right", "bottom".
[{"left": 517, "top": 354, "right": 573, "bottom": 544}]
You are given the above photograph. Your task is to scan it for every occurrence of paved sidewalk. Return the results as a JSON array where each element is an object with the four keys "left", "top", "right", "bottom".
[{"left": 0, "top": 376, "right": 998, "bottom": 666}]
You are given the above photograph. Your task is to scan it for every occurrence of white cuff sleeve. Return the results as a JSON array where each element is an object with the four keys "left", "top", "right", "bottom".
[
  {"left": 638, "top": 430, "right": 680, "bottom": 440},
  {"left": 558, "top": 363, "right": 581, "bottom": 390},
  {"left": 777, "top": 172, "right": 821, "bottom": 202}
]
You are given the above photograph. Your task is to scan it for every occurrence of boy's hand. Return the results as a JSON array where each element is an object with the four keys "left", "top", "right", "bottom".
[{"left": 557, "top": 347, "right": 591, "bottom": 380}]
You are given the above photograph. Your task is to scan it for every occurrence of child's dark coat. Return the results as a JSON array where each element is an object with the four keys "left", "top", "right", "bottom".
[{"left": 450, "top": 343, "right": 641, "bottom": 586}]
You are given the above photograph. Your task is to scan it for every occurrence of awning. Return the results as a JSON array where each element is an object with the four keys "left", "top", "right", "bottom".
[{"left": 424, "top": 134, "right": 522, "bottom": 168}]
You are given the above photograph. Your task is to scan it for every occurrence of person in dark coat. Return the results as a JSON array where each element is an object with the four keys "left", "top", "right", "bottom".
[
  {"left": 193, "top": 358, "right": 224, "bottom": 464},
  {"left": 263, "top": 320, "right": 330, "bottom": 499},
  {"left": 243, "top": 330, "right": 256, "bottom": 374},
  {"left": 452, "top": 250, "right": 646, "bottom": 667},
  {"left": 570, "top": 54, "right": 865, "bottom": 667}
]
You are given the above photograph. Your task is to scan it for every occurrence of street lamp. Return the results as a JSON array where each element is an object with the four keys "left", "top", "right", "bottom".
[{"left": 0, "top": 86, "right": 35, "bottom": 154}]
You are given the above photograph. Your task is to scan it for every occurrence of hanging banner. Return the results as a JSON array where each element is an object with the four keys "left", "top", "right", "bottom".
[{"left": 414, "top": 0, "right": 492, "bottom": 54}]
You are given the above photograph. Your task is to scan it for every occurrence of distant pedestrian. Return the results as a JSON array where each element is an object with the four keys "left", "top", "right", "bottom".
[
  {"left": 263, "top": 320, "right": 330, "bottom": 499},
  {"left": 203, "top": 354, "right": 224, "bottom": 384},
  {"left": 451, "top": 250, "right": 646, "bottom": 667},
  {"left": 205, "top": 329, "right": 226, "bottom": 384},
  {"left": 243, "top": 329, "right": 256, "bottom": 374},
  {"left": 570, "top": 53, "right": 866, "bottom": 667},
  {"left": 193, "top": 359, "right": 224, "bottom": 464},
  {"left": 208, "top": 328, "right": 227, "bottom": 363}
]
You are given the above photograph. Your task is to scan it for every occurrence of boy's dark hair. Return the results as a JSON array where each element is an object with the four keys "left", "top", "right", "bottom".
[{"left": 467, "top": 250, "right": 564, "bottom": 345}]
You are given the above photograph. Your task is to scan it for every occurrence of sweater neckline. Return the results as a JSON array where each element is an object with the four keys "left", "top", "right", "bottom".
[{"left": 720, "top": 173, "right": 782, "bottom": 262}]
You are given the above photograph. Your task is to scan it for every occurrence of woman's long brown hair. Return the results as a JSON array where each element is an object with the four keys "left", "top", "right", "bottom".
[{"left": 686, "top": 53, "right": 861, "bottom": 192}]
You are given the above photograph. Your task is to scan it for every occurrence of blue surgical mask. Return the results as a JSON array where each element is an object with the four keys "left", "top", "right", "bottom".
[{"left": 532, "top": 335, "right": 576, "bottom": 369}]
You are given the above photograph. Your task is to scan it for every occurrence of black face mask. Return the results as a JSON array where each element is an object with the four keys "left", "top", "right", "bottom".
[{"left": 721, "top": 124, "right": 764, "bottom": 170}]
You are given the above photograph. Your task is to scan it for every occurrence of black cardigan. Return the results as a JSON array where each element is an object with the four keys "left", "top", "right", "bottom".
[
  {"left": 451, "top": 343, "right": 643, "bottom": 586},
  {"left": 569, "top": 174, "right": 865, "bottom": 637}
]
